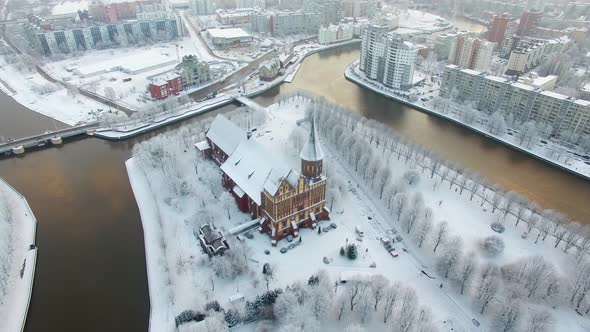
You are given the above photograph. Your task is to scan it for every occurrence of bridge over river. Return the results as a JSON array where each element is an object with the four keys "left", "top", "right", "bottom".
[{"left": 0, "top": 122, "right": 99, "bottom": 157}]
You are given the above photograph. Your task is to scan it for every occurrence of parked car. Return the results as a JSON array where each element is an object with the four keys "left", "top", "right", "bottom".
[
  {"left": 280, "top": 247, "right": 288, "bottom": 254},
  {"left": 390, "top": 251, "right": 399, "bottom": 258},
  {"left": 356, "top": 225, "right": 364, "bottom": 237}
]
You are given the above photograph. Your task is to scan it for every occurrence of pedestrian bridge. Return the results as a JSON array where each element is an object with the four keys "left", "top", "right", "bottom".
[
  {"left": 234, "top": 95, "right": 266, "bottom": 113},
  {"left": 0, "top": 122, "right": 99, "bottom": 157}
]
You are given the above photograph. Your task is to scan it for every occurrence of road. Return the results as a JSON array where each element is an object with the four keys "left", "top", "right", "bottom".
[{"left": 180, "top": 10, "right": 274, "bottom": 100}]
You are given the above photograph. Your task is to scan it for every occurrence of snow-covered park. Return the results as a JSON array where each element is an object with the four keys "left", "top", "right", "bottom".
[
  {"left": 0, "top": 178, "right": 38, "bottom": 332},
  {"left": 126, "top": 92, "right": 590, "bottom": 331}
]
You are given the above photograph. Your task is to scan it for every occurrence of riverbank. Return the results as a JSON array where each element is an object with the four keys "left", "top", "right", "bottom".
[
  {"left": 0, "top": 178, "right": 38, "bottom": 332},
  {"left": 95, "top": 39, "right": 361, "bottom": 141},
  {"left": 344, "top": 62, "right": 590, "bottom": 182}
]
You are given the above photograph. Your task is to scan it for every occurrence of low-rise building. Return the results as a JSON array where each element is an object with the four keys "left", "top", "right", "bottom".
[
  {"left": 176, "top": 54, "right": 211, "bottom": 87},
  {"left": 580, "top": 83, "right": 590, "bottom": 101},
  {"left": 148, "top": 71, "right": 183, "bottom": 100},
  {"left": 216, "top": 8, "right": 253, "bottom": 25},
  {"left": 206, "top": 28, "right": 253, "bottom": 47},
  {"left": 198, "top": 224, "right": 229, "bottom": 256},
  {"left": 259, "top": 58, "right": 281, "bottom": 81},
  {"left": 318, "top": 23, "right": 353, "bottom": 45},
  {"left": 517, "top": 72, "right": 557, "bottom": 90}
]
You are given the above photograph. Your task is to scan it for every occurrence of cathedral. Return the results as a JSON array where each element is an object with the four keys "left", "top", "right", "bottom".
[{"left": 196, "top": 114, "right": 330, "bottom": 246}]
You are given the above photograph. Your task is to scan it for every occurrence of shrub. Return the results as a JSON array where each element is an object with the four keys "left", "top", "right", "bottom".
[
  {"left": 175, "top": 310, "right": 206, "bottom": 327},
  {"left": 481, "top": 235, "right": 505, "bottom": 257},
  {"left": 403, "top": 170, "right": 420, "bottom": 186},
  {"left": 224, "top": 308, "right": 241, "bottom": 327},
  {"left": 340, "top": 246, "right": 345, "bottom": 256},
  {"left": 205, "top": 300, "right": 221, "bottom": 312},
  {"left": 347, "top": 244, "right": 358, "bottom": 260}
]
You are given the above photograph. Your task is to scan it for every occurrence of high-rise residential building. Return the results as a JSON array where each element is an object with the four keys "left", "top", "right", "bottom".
[
  {"left": 434, "top": 31, "right": 470, "bottom": 60},
  {"left": 23, "top": 11, "right": 183, "bottom": 56},
  {"left": 448, "top": 36, "right": 494, "bottom": 71},
  {"left": 440, "top": 65, "right": 590, "bottom": 137},
  {"left": 486, "top": 14, "right": 513, "bottom": 48},
  {"left": 359, "top": 24, "right": 389, "bottom": 81},
  {"left": 342, "top": 0, "right": 377, "bottom": 18},
  {"left": 360, "top": 25, "right": 417, "bottom": 90},
  {"left": 191, "top": 0, "right": 215, "bottom": 15},
  {"left": 303, "top": 0, "right": 342, "bottom": 26},
  {"left": 517, "top": 9, "right": 542, "bottom": 36}
]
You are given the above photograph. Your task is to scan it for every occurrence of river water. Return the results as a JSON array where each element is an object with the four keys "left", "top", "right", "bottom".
[{"left": 1, "top": 17, "right": 589, "bottom": 332}]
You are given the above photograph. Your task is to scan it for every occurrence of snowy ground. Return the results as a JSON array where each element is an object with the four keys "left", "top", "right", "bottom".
[
  {"left": 0, "top": 47, "right": 110, "bottom": 126},
  {"left": 346, "top": 62, "right": 590, "bottom": 180},
  {"left": 0, "top": 178, "right": 38, "bottom": 332},
  {"left": 126, "top": 94, "right": 589, "bottom": 331},
  {"left": 383, "top": 7, "right": 453, "bottom": 35},
  {"left": 43, "top": 40, "right": 238, "bottom": 110}
]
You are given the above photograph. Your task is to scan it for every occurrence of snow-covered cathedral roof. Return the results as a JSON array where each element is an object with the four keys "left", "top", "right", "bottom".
[
  {"left": 221, "top": 139, "right": 296, "bottom": 205},
  {"left": 206, "top": 114, "right": 247, "bottom": 155},
  {"left": 299, "top": 116, "right": 324, "bottom": 162}
]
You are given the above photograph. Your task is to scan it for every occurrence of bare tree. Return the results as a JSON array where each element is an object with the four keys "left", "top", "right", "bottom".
[
  {"left": 476, "top": 264, "right": 501, "bottom": 314},
  {"left": 394, "top": 194, "right": 409, "bottom": 221},
  {"left": 526, "top": 310, "right": 553, "bottom": 332},
  {"left": 554, "top": 226, "right": 569, "bottom": 248},
  {"left": 526, "top": 214, "right": 539, "bottom": 235},
  {"left": 564, "top": 223, "right": 581, "bottom": 253},
  {"left": 398, "top": 287, "right": 418, "bottom": 332},
  {"left": 570, "top": 261, "right": 590, "bottom": 308},
  {"left": 432, "top": 221, "right": 449, "bottom": 253},
  {"left": 437, "top": 236, "right": 463, "bottom": 278},
  {"left": 456, "top": 253, "right": 477, "bottom": 295},
  {"left": 382, "top": 284, "right": 400, "bottom": 324},
  {"left": 493, "top": 300, "right": 521, "bottom": 332},
  {"left": 416, "top": 217, "right": 434, "bottom": 248},
  {"left": 346, "top": 278, "right": 369, "bottom": 311},
  {"left": 369, "top": 275, "right": 389, "bottom": 311}
]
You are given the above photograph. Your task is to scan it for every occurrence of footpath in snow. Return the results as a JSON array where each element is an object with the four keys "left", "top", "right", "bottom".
[
  {"left": 344, "top": 62, "right": 590, "bottom": 180},
  {"left": 0, "top": 178, "right": 38, "bottom": 332}
]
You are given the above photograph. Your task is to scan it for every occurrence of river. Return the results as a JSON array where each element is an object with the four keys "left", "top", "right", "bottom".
[{"left": 1, "top": 18, "right": 589, "bottom": 332}]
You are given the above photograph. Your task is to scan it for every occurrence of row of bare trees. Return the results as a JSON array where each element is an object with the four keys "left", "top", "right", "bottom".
[{"left": 283, "top": 93, "right": 590, "bottom": 325}]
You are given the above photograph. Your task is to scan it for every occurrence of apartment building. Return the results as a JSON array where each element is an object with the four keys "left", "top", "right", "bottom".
[
  {"left": 503, "top": 36, "right": 570, "bottom": 75},
  {"left": 250, "top": 10, "right": 320, "bottom": 36},
  {"left": 360, "top": 25, "right": 418, "bottom": 90},
  {"left": 448, "top": 36, "right": 494, "bottom": 71},
  {"left": 440, "top": 65, "right": 590, "bottom": 137},
  {"left": 24, "top": 11, "right": 182, "bottom": 56},
  {"left": 318, "top": 23, "right": 353, "bottom": 45}
]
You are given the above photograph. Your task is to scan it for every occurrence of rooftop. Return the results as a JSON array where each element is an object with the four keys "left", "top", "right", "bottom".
[
  {"left": 207, "top": 28, "right": 251, "bottom": 39},
  {"left": 206, "top": 115, "right": 247, "bottom": 156}
]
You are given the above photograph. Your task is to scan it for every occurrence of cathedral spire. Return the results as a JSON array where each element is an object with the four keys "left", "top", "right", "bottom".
[{"left": 300, "top": 115, "right": 324, "bottom": 162}]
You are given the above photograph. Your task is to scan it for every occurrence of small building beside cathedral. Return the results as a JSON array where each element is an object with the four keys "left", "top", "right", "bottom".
[{"left": 196, "top": 114, "right": 330, "bottom": 246}]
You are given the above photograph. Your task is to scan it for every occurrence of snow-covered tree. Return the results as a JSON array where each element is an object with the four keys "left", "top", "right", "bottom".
[
  {"left": 432, "top": 221, "right": 449, "bottom": 252},
  {"left": 480, "top": 235, "right": 505, "bottom": 257},
  {"left": 437, "top": 236, "right": 463, "bottom": 278},
  {"left": 525, "top": 310, "right": 553, "bottom": 332},
  {"left": 455, "top": 253, "right": 477, "bottom": 295},
  {"left": 475, "top": 264, "right": 501, "bottom": 314},
  {"left": 493, "top": 300, "right": 521, "bottom": 332}
]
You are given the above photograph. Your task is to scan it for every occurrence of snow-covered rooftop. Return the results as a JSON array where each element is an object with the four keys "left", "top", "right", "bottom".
[
  {"left": 206, "top": 115, "right": 247, "bottom": 155},
  {"left": 207, "top": 28, "right": 251, "bottom": 39},
  {"left": 220, "top": 139, "right": 292, "bottom": 205},
  {"left": 511, "top": 82, "right": 535, "bottom": 91},
  {"left": 541, "top": 90, "right": 569, "bottom": 100}
]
